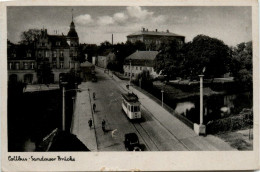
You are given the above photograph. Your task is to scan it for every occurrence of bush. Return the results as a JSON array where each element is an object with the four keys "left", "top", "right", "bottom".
[{"left": 207, "top": 108, "right": 253, "bottom": 134}]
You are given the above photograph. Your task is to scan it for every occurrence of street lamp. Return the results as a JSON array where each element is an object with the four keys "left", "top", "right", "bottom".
[
  {"left": 129, "top": 59, "right": 132, "bottom": 86},
  {"left": 194, "top": 74, "right": 206, "bottom": 135},
  {"left": 61, "top": 81, "right": 68, "bottom": 131},
  {"left": 161, "top": 81, "right": 166, "bottom": 107},
  {"left": 61, "top": 82, "right": 82, "bottom": 131},
  {"left": 139, "top": 77, "right": 142, "bottom": 89},
  {"left": 161, "top": 90, "right": 164, "bottom": 107}
]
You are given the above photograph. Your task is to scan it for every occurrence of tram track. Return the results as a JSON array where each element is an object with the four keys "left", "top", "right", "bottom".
[
  {"left": 130, "top": 118, "right": 160, "bottom": 151},
  {"left": 113, "top": 75, "right": 190, "bottom": 151},
  {"left": 98, "top": 68, "right": 189, "bottom": 151}
]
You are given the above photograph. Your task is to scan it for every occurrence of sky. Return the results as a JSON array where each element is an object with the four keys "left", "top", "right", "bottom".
[{"left": 7, "top": 6, "right": 252, "bottom": 46}]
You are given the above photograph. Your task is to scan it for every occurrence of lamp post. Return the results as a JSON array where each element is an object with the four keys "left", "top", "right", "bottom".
[
  {"left": 194, "top": 75, "right": 206, "bottom": 135},
  {"left": 161, "top": 90, "right": 164, "bottom": 107},
  {"left": 199, "top": 75, "right": 204, "bottom": 125},
  {"left": 61, "top": 81, "right": 68, "bottom": 131},
  {"left": 129, "top": 59, "right": 132, "bottom": 86}
]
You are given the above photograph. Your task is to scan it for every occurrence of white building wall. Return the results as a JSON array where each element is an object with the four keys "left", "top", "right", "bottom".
[{"left": 123, "top": 65, "right": 159, "bottom": 79}]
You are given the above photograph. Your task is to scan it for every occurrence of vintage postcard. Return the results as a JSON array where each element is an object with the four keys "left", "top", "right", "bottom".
[{"left": 0, "top": 0, "right": 259, "bottom": 171}]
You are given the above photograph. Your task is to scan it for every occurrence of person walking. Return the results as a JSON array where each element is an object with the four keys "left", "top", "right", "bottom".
[
  {"left": 102, "top": 119, "right": 106, "bottom": 132},
  {"left": 93, "top": 92, "right": 96, "bottom": 100},
  {"left": 88, "top": 118, "right": 92, "bottom": 129},
  {"left": 93, "top": 103, "right": 96, "bottom": 113}
]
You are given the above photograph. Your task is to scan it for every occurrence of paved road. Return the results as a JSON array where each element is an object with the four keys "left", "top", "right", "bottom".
[
  {"left": 76, "top": 68, "right": 191, "bottom": 151},
  {"left": 71, "top": 67, "right": 235, "bottom": 151}
]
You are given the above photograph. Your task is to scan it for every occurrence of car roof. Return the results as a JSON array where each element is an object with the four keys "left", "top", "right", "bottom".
[{"left": 125, "top": 133, "right": 138, "bottom": 139}]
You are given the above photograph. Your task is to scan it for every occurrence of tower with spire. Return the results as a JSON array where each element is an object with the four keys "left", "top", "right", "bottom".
[{"left": 67, "top": 9, "right": 79, "bottom": 47}]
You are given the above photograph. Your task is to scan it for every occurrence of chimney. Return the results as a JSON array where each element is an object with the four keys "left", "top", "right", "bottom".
[
  {"left": 155, "top": 29, "right": 158, "bottom": 32},
  {"left": 166, "top": 29, "right": 169, "bottom": 33},
  {"left": 142, "top": 27, "right": 145, "bottom": 32},
  {"left": 146, "top": 29, "right": 148, "bottom": 32}
]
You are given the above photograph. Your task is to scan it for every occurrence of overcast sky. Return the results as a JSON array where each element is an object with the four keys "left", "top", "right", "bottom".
[{"left": 7, "top": 6, "right": 252, "bottom": 46}]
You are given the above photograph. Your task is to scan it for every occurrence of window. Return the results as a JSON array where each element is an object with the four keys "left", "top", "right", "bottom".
[
  {"left": 53, "top": 62, "right": 57, "bottom": 69},
  {"left": 9, "top": 63, "right": 13, "bottom": 69},
  {"left": 136, "top": 66, "right": 138, "bottom": 70},
  {"left": 128, "top": 73, "right": 130, "bottom": 76},
  {"left": 24, "top": 62, "right": 28, "bottom": 70},
  {"left": 45, "top": 51, "right": 49, "bottom": 57},
  {"left": 53, "top": 51, "right": 57, "bottom": 57},
  {"left": 132, "top": 73, "right": 134, "bottom": 77},
  {"left": 60, "top": 51, "right": 64, "bottom": 57},
  {"left": 56, "top": 42, "right": 60, "bottom": 46},
  {"left": 15, "top": 62, "right": 19, "bottom": 70},
  {"left": 133, "top": 106, "right": 140, "bottom": 112},
  {"left": 60, "top": 62, "right": 64, "bottom": 69},
  {"left": 140, "top": 67, "right": 142, "bottom": 70},
  {"left": 31, "top": 63, "right": 34, "bottom": 69},
  {"left": 27, "top": 53, "right": 31, "bottom": 58},
  {"left": 52, "top": 57, "right": 56, "bottom": 62}
]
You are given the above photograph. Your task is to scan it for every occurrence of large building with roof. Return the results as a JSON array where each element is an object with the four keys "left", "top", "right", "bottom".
[
  {"left": 7, "top": 17, "right": 80, "bottom": 84},
  {"left": 123, "top": 50, "right": 159, "bottom": 79},
  {"left": 127, "top": 28, "right": 185, "bottom": 50}
]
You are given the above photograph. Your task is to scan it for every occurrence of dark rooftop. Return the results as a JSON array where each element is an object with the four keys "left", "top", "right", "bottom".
[{"left": 127, "top": 29, "right": 184, "bottom": 38}]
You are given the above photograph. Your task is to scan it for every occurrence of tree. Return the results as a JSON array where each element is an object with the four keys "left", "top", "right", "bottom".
[
  {"left": 154, "top": 39, "right": 184, "bottom": 81},
  {"left": 182, "top": 35, "right": 230, "bottom": 79},
  {"left": 133, "top": 70, "right": 153, "bottom": 90},
  {"left": 229, "top": 41, "right": 252, "bottom": 89},
  {"left": 19, "top": 29, "right": 41, "bottom": 45}
]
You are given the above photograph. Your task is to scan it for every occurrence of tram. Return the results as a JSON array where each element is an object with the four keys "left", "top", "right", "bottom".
[{"left": 122, "top": 93, "right": 141, "bottom": 119}]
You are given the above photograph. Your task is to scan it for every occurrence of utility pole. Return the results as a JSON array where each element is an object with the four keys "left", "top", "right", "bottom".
[
  {"left": 129, "top": 59, "right": 132, "bottom": 86},
  {"left": 194, "top": 75, "right": 206, "bottom": 135},
  {"left": 62, "top": 86, "right": 66, "bottom": 131},
  {"left": 161, "top": 90, "right": 164, "bottom": 107},
  {"left": 199, "top": 75, "right": 204, "bottom": 125}
]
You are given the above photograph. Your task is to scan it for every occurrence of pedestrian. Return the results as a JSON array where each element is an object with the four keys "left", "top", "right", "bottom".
[
  {"left": 93, "top": 103, "right": 96, "bottom": 113},
  {"left": 88, "top": 119, "right": 92, "bottom": 129},
  {"left": 93, "top": 92, "right": 96, "bottom": 100},
  {"left": 102, "top": 119, "right": 106, "bottom": 132}
]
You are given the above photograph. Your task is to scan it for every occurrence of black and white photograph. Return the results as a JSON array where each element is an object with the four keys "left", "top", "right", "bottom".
[{"left": 1, "top": 0, "right": 259, "bottom": 171}]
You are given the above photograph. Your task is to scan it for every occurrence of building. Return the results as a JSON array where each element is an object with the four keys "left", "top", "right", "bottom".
[
  {"left": 7, "top": 16, "right": 80, "bottom": 84},
  {"left": 127, "top": 28, "right": 185, "bottom": 50},
  {"left": 93, "top": 52, "right": 116, "bottom": 68},
  {"left": 123, "top": 51, "right": 159, "bottom": 79},
  {"left": 7, "top": 41, "right": 37, "bottom": 84}
]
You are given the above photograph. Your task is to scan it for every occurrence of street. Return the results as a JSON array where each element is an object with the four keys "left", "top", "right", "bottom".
[{"left": 71, "top": 67, "right": 235, "bottom": 151}]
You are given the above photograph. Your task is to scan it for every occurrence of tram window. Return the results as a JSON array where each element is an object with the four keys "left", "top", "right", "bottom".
[
  {"left": 133, "top": 106, "right": 140, "bottom": 112},
  {"left": 131, "top": 106, "right": 134, "bottom": 112}
]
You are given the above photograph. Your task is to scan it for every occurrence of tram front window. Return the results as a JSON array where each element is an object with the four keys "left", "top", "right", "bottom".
[{"left": 131, "top": 106, "right": 140, "bottom": 112}]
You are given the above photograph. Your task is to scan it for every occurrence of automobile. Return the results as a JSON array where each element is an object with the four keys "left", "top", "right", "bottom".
[{"left": 124, "top": 133, "right": 141, "bottom": 151}]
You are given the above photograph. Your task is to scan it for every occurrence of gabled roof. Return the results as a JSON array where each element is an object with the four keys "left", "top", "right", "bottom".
[
  {"left": 127, "top": 30, "right": 184, "bottom": 38},
  {"left": 125, "top": 51, "right": 158, "bottom": 61}
]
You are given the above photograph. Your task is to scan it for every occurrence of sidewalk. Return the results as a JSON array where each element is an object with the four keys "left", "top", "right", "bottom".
[
  {"left": 105, "top": 68, "right": 236, "bottom": 150},
  {"left": 70, "top": 83, "right": 98, "bottom": 151}
]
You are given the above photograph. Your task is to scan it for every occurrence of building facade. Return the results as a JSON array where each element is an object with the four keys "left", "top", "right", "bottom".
[
  {"left": 7, "top": 18, "right": 80, "bottom": 84},
  {"left": 127, "top": 28, "right": 185, "bottom": 50},
  {"left": 93, "top": 52, "right": 116, "bottom": 68},
  {"left": 123, "top": 51, "right": 159, "bottom": 79}
]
